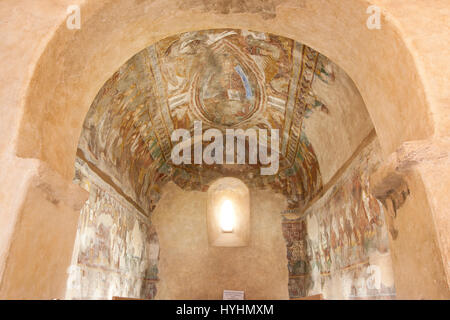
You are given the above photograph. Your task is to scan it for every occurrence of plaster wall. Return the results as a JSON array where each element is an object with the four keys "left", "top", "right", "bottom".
[
  {"left": 303, "top": 63, "right": 373, "bottom": 184},
  {"left": 386, "top": 170, "right": 449, "bottom": 299},
  {"left": 0, "top": 164, "right": 87, "bottom": 299},
  {"left": 152, "top": 182, "right": 289, "bottom": 300}
]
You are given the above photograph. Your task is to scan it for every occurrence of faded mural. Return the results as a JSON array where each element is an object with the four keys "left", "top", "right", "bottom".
[
  {"left": 77, "top": 29, "right": 342, "bottom": 214},
  {"left": 71, "top": 29, "right": 388, "bottom": 300},
  {"left": 66, "top": 159, "right": 159, "bottom": 300},
  {"left": 283, "top": 139, "right": 396, "bottom": 299}
]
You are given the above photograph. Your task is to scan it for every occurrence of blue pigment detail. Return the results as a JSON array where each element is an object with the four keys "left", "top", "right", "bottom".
[{"left": 234, "top": 65, "right": 253, "bottom": 99}]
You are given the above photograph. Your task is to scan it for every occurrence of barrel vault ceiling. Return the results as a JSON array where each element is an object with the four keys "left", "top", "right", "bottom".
[{"left": 77, "top": 29, "right": 341, "bottom": 214}]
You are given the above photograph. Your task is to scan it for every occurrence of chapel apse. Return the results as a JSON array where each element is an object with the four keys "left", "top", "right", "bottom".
[
  {"left": 72, "top": 29, "right": 386, "bottom": 300},
  {"left": 77, "top": 29, "right": 343, "bottom": 214}
]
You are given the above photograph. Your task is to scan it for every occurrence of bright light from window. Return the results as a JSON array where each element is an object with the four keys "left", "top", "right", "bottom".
[{"left": 220, "top": 199, "right": 235, "bottom": 233}]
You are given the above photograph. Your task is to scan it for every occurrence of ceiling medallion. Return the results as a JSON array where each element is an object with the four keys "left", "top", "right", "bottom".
[{"left": 190, "top": 39, "right": 266, "bottom": 128}]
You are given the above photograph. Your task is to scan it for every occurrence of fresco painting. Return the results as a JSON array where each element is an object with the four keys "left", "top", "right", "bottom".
[
  {"left": 66, "top": 160, "right": 160, "bottom": 300},
  {"left": 77, "top": 29, "right": 337, "bottom": 214},
  {"left": 283, "top": 140, "right": 396, "bottom": 299}
]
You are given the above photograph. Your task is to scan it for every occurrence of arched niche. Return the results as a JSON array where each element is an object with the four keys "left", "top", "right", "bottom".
[{"left": 207, "top": 177, "right": 250, "bottom": 247}]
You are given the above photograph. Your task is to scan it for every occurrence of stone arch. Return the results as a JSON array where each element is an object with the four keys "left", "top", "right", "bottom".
[{"left": 16, "top": 0, "right": 434, "bottom": 180}]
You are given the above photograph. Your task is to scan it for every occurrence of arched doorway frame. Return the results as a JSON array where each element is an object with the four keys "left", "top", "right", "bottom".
[{"left": 1, "top": 0, "right": 448, "bottom": 299}]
